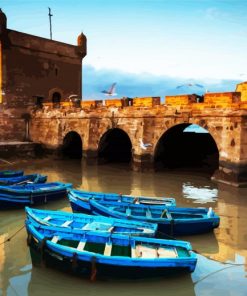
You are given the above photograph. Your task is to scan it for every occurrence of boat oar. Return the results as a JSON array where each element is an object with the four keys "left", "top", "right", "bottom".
[
  {"left": 14, "top": 179, "right": 33, "bottom": 185},
  {"left": 0, "top": 158, "right": 14, "bottom": 165}
]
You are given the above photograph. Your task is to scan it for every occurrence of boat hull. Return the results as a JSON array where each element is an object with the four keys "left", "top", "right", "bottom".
[
  {"left": 0, "top": 183, "right": 72, "bottom": 209},
  {"left": 0, "top": 174, "right": 47, "bottom": 185},
  {"left": 68, "top": 190, "right": 176, "bottom": 214},
  {"left": 25, "top": 207, "right": 158, "bottom": 237},
  {"left": 0, "top": 170, "right": 24, "bottom": 178},
  {"left": 89, "top": 201, "right": 220, "bottom": 236}
]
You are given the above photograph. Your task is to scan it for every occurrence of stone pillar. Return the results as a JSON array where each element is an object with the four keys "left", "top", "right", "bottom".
[
  {"left": 212, "top": 161, "right": 247, "bottom": 187},
  {"left": 211, "top": 112, "right": 247, "bottom": 187},
  {"left": 132, "top": 152, "right": 154, "bottom": 172},
  {"left": 82, "top": 149, "right": 98, "bottom": 165}
]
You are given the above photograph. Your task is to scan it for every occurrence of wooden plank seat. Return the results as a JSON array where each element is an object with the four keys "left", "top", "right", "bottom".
[
  {"left": 135, "top": 245, "right": 157, "bottom": 258},
  {"left": 81, "top": 223, "right": 90, "bottom": 230},
  {"left": 157, "top": 246, "right": 178, "bottom": 258},
  {"left": 51, "top": 236, "right": 60, "bottom": 243},
  {"left": 108, "top": 226, "right": 114, "bottom": 233},
  {"left": 104, "top": 243, "right": 112, "bottom": 256},
  {"left": 135, "top": 244, "right": 178, "bottom": 258},
  {"left": 43, "top": 216, "right": 52, "bottom": 222},
  {"left": 61, "top": 220, "right": 73, "bottom": 227},
  {"left": 131, "top": 246, "right": 137, "bottom": 258},
  {"left": 82, "top": 222, "right": 113, "bottom": 231},
  {"left": 77, "top": 240, "right": 87, "bottom": 251}
]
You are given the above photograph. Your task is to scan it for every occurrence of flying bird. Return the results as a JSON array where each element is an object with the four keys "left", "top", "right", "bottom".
[
  {"left": 139, "top": 139, "right": 152, "bottom": 150},
  {"left": 101, "top": 83, "right": 117, "bottom": 96},
  {"left": 176, "top": 83, "right": 205, "bottom": 89}
]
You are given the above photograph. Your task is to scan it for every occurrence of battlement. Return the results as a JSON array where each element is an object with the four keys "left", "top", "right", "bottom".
[{"left": 39, "top": 84, "right": 247, "bottom": 111}]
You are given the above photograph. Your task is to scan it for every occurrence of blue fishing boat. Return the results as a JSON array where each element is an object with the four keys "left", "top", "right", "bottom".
[
  {"left": 26, "top": 219, "right": 197, "bottom": 279},
  {"left": 0, "top": 182, "right": 72, "bottom": 208},
  {"left": 0, "top": 170, "right": 24, "bottom": 178},
  {"left": 68, "top": 189, "right": 176, "bottom": 214},
  {"left": 0, "top": 174, "right": 47, "bottom": 185},
  {"left": 89, "top": 200, "right": 220, "bottom": 236},
  {"left": 25, "top": 207, "right": 158, "bottom": 237}
]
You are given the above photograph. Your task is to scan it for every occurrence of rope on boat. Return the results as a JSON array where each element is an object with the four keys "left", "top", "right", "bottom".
[
  {"left": 0, "top": 158, "right": 15, "bottom": 165},
  {"left": 0, "top": 224, "right": 25, "bottom": 246},
  {"left": 155, "top": 230, "right": 246, "bottom": 266},
  {"left": 194, "top": 264, "right": 243, "bottom": 285},
  {"left": 191, "top": 249, "right": 246, "bottom": 266}
]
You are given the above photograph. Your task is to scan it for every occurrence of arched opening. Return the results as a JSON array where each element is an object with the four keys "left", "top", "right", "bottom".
[
  {"left": 98, "top": 128, "right": 132, "bottom": 163},
  {"left": 52, "top": 92, "right": 61, "bottom": 108},
  {"left": 154, "top": 123, "right": 219, "bottom": 173},
  {"left": 62, "top": 131, "right": 82, "bottom": 159}
]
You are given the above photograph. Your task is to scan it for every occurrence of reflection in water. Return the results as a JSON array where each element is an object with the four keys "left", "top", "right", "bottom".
[
  {"left": 0, "top": 159, "right": 247, "bottom": 295},
  {"left": 28, "top": 268, "right": 195, "bottom": 296},
  {"left": 182, "top": 183, "right": 218, "bottom": 203},
  {"left": 193, "top": 255, "right": 247, "bottom": 295}
]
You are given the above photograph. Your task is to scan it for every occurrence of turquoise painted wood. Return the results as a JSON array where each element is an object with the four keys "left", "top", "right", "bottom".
[
  {"left": 89, "top": 199, "right": 220, "bottom": 236},
  {"left": 68, "top": 189, "right": 176, "bottom": 214},
  {"left": 0, "top": 182, "right": 72, "bottom": 208},
  {"left": 26, "top": 218, "right": 197, "bottom": 279},
  {"left": 25, "top": 207, "right": 158, "bottom": 237},
  {"left": 0, "top": 174, "right": 47, "bottom": 185}
]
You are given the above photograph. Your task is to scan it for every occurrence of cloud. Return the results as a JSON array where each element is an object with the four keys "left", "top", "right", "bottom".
[
  {"left": 204, "top": 7, "right": 229, "bottom": 21},
  {"left": 82, "top": 64, "right": 241, "bottom": 101}
]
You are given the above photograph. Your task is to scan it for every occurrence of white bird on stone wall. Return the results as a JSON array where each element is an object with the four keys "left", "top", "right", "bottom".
[{"left": 139, "top": 138, "right": 152, "bottom": 150}]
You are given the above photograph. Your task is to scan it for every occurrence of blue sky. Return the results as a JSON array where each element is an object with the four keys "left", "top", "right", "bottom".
[{"left": 1, "top": 0, "right": 247, "bottom": 98}]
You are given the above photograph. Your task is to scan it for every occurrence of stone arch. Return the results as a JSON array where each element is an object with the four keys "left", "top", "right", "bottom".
[
  {"left": 62, "top": 131, "right": 83, "bottom": 159},
  {"left": 98, "top": 128, "right": 132, "bottom": 163},
  {"left": 153, "top": 122, "right": 219, "bottom": 173}
]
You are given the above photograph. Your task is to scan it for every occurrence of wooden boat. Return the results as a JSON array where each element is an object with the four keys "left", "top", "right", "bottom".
[
  {"left": 26, "top": 220, "right": 197, "bottom": 279},
  {"left": 0, "top": 174, "right": 47, "bottom": 185},
  {"left": 68, "top": 189, "right": 176, "bottom": 214},
  {"left": 25, "top": 207, "right": 158, "bottom": 237},
  {"left": 0, "top": 170, "right": 24, "bottom": 178},
  {"left": 0, "top": 182, "right": 72, "bottom": 208},
  {"left": 89, "top": 200, "right": 220, "bottom": 236}
]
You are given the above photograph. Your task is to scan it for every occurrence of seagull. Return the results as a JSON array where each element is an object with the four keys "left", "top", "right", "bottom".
[
  {"left": 139, "top": 139, "right": 152, "bottom": 150},
  {"left": 176, "top": 83, "right": 205, "bottom": 89},
  {"left": 101, "top": 83, "right": 117, "bottom": 96}
]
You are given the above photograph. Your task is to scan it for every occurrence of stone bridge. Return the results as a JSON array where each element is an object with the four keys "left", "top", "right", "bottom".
[{"left": 29, "top": 89, "right": 247, "bottom": 187}]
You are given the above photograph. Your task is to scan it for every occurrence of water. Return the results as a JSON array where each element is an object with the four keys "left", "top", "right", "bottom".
[{"left": 0, "top": 159, "right": 247, "bottom": 296}]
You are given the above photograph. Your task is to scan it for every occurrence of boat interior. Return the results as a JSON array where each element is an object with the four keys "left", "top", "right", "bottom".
[{"left": 30, "top": 223, "right": 191, "bottom": 259}]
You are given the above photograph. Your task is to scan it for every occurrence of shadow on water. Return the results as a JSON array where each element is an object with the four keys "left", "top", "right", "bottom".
[{"left": 27, "top": 267, "right": 195, "bottom": 296}]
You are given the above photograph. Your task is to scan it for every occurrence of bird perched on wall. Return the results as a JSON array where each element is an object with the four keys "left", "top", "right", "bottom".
[
  {"left": 101, "top": 83, "right": 117, "bottom": 96},
  {"left": 139, "top": 139, "right": 152, "bottom": 150}
]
